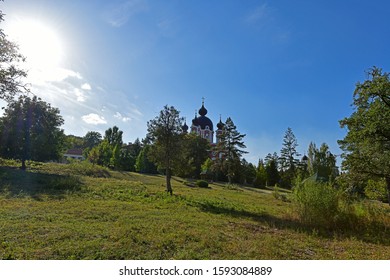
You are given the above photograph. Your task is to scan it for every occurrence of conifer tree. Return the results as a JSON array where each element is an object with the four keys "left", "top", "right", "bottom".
[
  {"left": 214, "top": 117, "right": 247, "bottom": 184},
  {"left": 279, "top": 127, "right": 300, "bottom": 187}
]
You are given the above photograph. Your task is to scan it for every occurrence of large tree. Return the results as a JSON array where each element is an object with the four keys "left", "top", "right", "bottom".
[
  {"left": 0, "top": 6, "right": 28, "bottom": 101},
  {"left": 338, "top": 67, "right": 390, "bottom": 204},
  {"left": 0, "top": 95, "right": 65, "bottom": 169},
  {"left": 214, "top": 117, "right": 247, "bottom": 184},
  {"left": 147, "top": 105, "right": 184, "bottom": 194}
]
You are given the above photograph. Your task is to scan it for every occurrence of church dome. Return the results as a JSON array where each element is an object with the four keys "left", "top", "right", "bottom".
[
  {"left": 198, "top": 104, "right": 208, "bottom": 116},
  {"left": 217, "top": 117, "right": 224, "bottom": 130},
  {"left": 197, "top": 115, "right": 213, "bottom": 131}
]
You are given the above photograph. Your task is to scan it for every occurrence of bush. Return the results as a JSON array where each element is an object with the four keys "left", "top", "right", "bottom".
[
  {"left": 195, "top": 180, "right": 209, "bottom": 188},
  {"left": 365, "top": 179, "right": 388, "bottom": 202},
  {"left": 293, "top": 180, "right": 342, "bottom": 228}
]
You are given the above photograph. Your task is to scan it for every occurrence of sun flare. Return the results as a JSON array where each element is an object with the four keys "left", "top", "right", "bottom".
[{"left": 7, "top": 18, "right": 64, "bottom": 70}]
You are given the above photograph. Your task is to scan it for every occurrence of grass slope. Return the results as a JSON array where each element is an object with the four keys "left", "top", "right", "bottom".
[{"left": 0, "top": 161, "right": 389, "bottom": 259}]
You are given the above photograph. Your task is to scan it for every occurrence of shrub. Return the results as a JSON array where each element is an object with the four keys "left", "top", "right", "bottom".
[
  {"left": 365, "top": 179, "right": 388, "bottom": 202},
  {"left": 293, "top": 180, "right": 342, "bottom": 228},
  {"left": 195, "top": 180, "right": 209, "bottom": 188}
]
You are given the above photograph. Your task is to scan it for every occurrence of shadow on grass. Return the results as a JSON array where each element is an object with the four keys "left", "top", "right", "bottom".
[
  {"left": 0, "top": 166, "right": 83, "bottom": 200},
  {"left": 193, "top": 199, "right": 390, "bottom": 246}
]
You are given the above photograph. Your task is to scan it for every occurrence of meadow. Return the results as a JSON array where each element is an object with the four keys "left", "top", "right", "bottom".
[{"left": 0, "top": 160, "right": 389, "bottom": 260}]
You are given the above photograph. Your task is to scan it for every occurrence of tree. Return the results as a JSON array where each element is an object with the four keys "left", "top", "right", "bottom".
[
  {"left": 253, "top": 159, "right": 267, "bottom": 188},
  {"left": 0, "top": 95, "right": 65, "bottom": 169},
  {"left": 177, "top": 133, "right": 210, "bottom": 178},
  {"left": 307, "top": 142, "right": 338, "bottom": 182},
  {"left": 147, "top": 105, "right": 184, "bottom": 194},
  {"left": 0, "top": 6, "right": 28, "bottom": 101},
  {"left": 214, "top": 117, "right": 247, "bottom": 184},
  {"left": 87, "top": 126, "right": 124, "bottom": 169},
  {"left": 83, "top": 131, "right": 102, "bottom": 150},
  {"left": 339, "top": 67, "right": 390, "bottom": 204},
  {"left": 135, "top": 145, "right": 157, "bottom": 174},
  {"left": 265, "top": 155, "right": 280, "bottom": 187},
  {"left": 279, "top": 127, "right": 300, "bottom": 187}
]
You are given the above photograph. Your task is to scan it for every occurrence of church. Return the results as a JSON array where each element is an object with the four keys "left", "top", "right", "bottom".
[{"left": 182, "top": 99, "right": 225, "bottom": 159}]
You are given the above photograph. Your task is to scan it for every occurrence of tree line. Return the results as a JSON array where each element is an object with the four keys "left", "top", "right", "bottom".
[{"left": 0, "top": 7, "right": 389, "bottom": 203}]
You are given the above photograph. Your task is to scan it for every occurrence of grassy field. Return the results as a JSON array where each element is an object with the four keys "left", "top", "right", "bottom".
[{"left": 0, "top": 160, "right": 389, "bottom": 260}]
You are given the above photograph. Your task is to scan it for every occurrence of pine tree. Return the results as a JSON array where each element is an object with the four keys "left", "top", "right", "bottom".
[{"left": 279, "top": 127, "right": 300, "bottom": 187}]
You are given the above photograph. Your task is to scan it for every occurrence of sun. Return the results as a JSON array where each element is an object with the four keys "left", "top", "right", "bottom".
[{"left": 7, "top": 18, "right": 64, "bottom": 71}]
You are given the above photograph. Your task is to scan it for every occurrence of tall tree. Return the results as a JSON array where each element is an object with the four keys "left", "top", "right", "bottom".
[
  {"left": 214, "top": 117, "right": 247, "bottom": 184},
  {"left": 279, "top": 127, "right": 300, "bottom": 187},
  {"left": 0, "top": 6, "right": 28, "bottom": 101},
  {"left": 0, "top": 95, "right": 65, "bottom": 169},
  {"left": 147, "top": 105, "right": 184, "bottom": 194},
  {"left": 338, "top": 67, "right": 390, "bottom": 204}
]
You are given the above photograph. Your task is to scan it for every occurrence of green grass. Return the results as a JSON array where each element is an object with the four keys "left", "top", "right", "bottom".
[{"left": 0, "top": 160, "right": 389, "bottom": 259}]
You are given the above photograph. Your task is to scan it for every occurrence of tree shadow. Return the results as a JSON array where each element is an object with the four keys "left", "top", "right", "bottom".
[
  {"left": 0, "top": 166, "right": 83, "bottom": 200},
  {"left": 193, "top": 199, "right": 390, "bottom": 246}
]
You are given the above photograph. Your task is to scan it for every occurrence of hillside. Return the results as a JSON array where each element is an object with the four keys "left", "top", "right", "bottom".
[{"left": 0, "top": 161, "right": 389, "bottom": 260}]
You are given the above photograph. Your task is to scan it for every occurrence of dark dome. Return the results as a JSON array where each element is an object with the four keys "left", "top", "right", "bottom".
[
  {"left": 199, "top": 105, "right": 208, "bottom": 116},
  {"left": 197, "top": 115, "right": 213, "bottom": 131},
  {"left": 301, "top": 155, "right": 308, "bottom": 162},
  {"left": 217, "top": 118, "right": 224, "bottom": 130}
]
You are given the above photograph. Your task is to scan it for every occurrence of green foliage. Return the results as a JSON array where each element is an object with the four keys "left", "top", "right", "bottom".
[
  {"left": 83, "top": 131, "right": 102, "bottom": 150},
  {"left": 213, "top": 117, "right": 247, "bottom": 184},
  {"left": 0, "top": 8, "right": 28, "bottom": 101},
  {"left": 279, "top": 127, "right": 300, "bottom": 188},
  {"left": 253, "top": 159, "right": 267, "bottom": 188},
  {"left": 176, "top": 133, "right": 210, "bottom": 178},
  {"left": 338, "top": 67, "right": 390, "bottom": 205},
  {"left": 307, "top": 142, "right": 338, "bottom": 182},
  {"left": 195, "top": 180, "right": 209, "bottom": 188},
  {"left": 264, "top": 154, "right": 280, "bottom": 187},
  {"left": 365, "top": 179, "right": 388, "bottom": 202},
  {"left": 135, "top": 145, "right": 157, "bottom": 174},
  {"left": 147, "top": 105, "right": 184, "bottom": 194},
  {"left": 293, "top": 181, "right": 342, "bottom": 228},
  {"left": 0, "top": 95, "right": 65, "bottom": 169}
]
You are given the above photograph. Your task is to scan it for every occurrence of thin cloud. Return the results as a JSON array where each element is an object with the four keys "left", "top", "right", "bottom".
[
  {"left": 82, "top": 113, "right": 107, "bottom": 125},
  {"left": 114, "top": 112, "right": 132, "bottom": 122},
  {"left": 104, "top": 0, "right": 148, "bottom": 27},
  {"left": 245, "top": 3, "right": 272, "bottom": 25}
]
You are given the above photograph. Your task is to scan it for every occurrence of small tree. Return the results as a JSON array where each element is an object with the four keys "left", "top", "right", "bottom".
[
  {"left": 147, "top": 105, "right": 184, "bottom": 194},
  {"left": 0, "top": 95, "right": 65, "bottom": 169}
]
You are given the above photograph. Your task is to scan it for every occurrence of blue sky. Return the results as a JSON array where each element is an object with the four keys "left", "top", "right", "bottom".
[{"left": 2, "top": 0, "right": 390, "bottom": 164}]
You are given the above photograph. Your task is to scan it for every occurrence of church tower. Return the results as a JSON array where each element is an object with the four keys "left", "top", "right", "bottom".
[
  {"left": 191, "top": 99, "right": 214, "bottom": 143},
  {"left": 216, "top": 115, "right": 224, "bottom": 144}
]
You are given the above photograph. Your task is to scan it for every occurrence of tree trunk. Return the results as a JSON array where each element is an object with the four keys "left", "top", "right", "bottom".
[
  {"left": 21, "top": 158, "right": 26, "bottom": 170},
  {"left": 166, "top": 168, "right": 173, "bottom": 195},
  {"left": 386, "top": 177, "right": 390, "bottom": 206}
]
